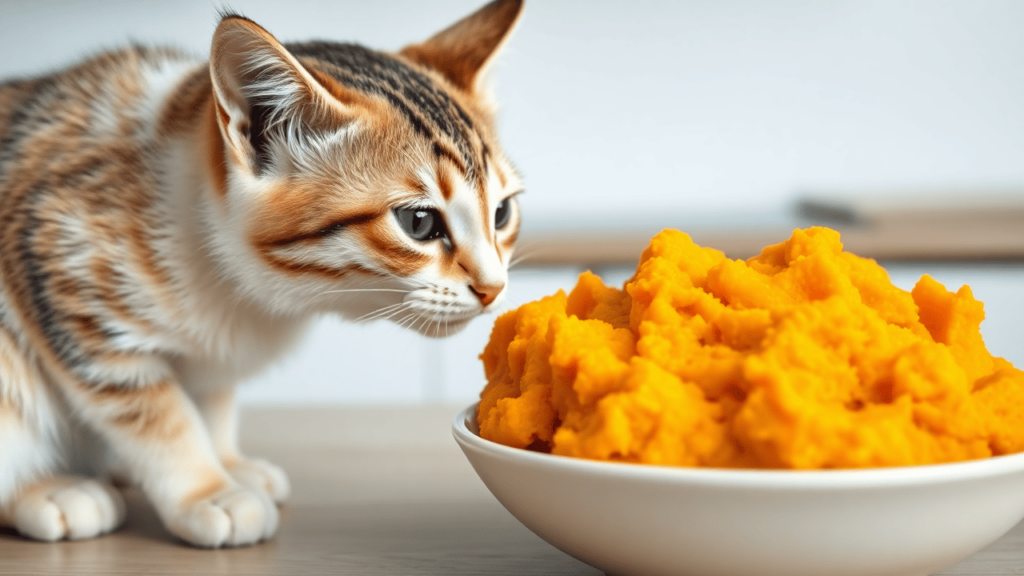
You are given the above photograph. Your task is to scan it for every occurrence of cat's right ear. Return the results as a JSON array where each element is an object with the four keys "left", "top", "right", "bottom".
[
  {"left": 209, "top": 15, "right": 352, "bottom": 176},
  {"left": 400, "top": 0, "right": 523, "bottom": 97}
]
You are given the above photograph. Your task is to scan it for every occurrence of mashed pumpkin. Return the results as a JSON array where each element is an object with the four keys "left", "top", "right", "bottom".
[{"left": 477, "top": 227, "right": 1024, "bottom": 469}]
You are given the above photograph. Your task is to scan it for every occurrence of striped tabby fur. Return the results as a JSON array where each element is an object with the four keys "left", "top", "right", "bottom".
[{"left": 0, "top": 0, "right": 522, "bottom": 547}]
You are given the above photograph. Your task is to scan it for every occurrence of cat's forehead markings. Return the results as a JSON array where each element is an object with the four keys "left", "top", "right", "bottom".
[
  {"left": 432, "top": 142, "right": 469, "bottom": 180},
  {"left": 286, "top": 42, "right": 483, "bottom": 184}
]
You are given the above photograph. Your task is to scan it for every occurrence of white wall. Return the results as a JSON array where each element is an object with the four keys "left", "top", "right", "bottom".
[
  {"left": 3, "top": 0, "right": 1023, "bottom": 219},
  {"left": 2, "top": 1, "right": 1021, "bottom": 404}
]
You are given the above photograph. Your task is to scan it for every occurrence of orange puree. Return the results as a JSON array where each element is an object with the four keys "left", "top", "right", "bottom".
[{"left": 477, "top": 227, "right": 1024, "bottom": 469}]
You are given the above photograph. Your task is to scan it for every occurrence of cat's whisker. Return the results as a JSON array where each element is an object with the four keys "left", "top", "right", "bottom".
[
  {"left": 355, "top": 301, "right": 411, "bottom": 323},
  {"left": 359, "top": 307, "right": 404, "bottom": 325},
  {"left": 507, "top": 245, "right": 553, "bottom": 270},
  {"left": 353, "top": 303, "right": 399, "bottom": 323},
  {"left": 399, "top": 313, "right": 422, "bottom": 333},
  {"left": 508, "top": 254, "right": 541, "bottom": 270},
  {"left": 392, "top": 307, "right": 419, "bottom": 329},
  {"left": 379, "top": 304, "right": 418, "bottom": 324},
  {"left": 363, "top": 301, "right": 412, "bottom": 320},
  {"left": 409, "top": 314, "right": 424, "bottom": 334},
  {"left": 320, "top": 288, "right": 412, "bottom": 296},
  {"left": 415, "top": 314, "right": 431, "bottom": 335}
]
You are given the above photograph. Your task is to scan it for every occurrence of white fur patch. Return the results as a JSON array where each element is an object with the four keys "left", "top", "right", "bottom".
[
  {"left": 139, "top": 58, "right": 204, "bottom": 140},
  {"left": 0, "top": 413, "right": 60, "bottom": 506}
]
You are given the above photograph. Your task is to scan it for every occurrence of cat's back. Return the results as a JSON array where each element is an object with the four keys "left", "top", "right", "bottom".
[
  {"left": 0, "top": 46, "right": 201, "bottom": 183},
  {"left": 0, "top": 46, "right": 207, "bottom": 342}
]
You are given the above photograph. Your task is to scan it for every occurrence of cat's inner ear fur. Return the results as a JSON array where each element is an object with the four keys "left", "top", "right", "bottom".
[
  {"left": 209, "top": 15, "right": 351, "bottom": 176},
  {"left": 400, "top": 0, "right": 524, "bottom": 96}
]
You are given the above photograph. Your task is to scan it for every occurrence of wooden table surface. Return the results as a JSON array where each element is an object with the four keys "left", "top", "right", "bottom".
[{"left": 2, "top": 406, "right": 1023, "bottom": 575}]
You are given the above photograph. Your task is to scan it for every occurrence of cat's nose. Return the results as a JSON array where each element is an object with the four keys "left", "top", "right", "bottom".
[{"left": 469, "top": 282, "right": 504, "bottom": 306}]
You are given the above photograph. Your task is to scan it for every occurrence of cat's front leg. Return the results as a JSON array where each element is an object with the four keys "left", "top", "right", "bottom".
[
  {"left": 58, "top": 376, "right": 278, "bottom": 547},
  {"left": 193, "top": 388, "right": 290, "bottom": 504}
]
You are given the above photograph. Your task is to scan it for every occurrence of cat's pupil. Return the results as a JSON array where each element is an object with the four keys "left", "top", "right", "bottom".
[
  {"left": 395, "top": 207, "right": 444, "bottom": 241},
  {"left": 495, "top": 198, "right": 511, "bottom": 230},
  {"left": 412, "top": 210, "right": 430, "bottom": 235}
]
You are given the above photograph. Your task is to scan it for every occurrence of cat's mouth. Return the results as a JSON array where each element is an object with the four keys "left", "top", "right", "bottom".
[{"left": 394, "top": 290, "right": 484, "bottom": 338}]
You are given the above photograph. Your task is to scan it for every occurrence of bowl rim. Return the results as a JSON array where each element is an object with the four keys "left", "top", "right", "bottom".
[{"left": 453, "top": 403, "right": 1024, "bottom": 489}]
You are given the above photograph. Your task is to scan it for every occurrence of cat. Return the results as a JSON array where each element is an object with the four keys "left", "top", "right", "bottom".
[{"left": 0, "top": 0, "right": 523, "bottom": 548}]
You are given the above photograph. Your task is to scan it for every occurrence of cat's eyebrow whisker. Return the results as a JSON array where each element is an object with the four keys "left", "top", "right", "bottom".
[{"left": 390, "top": 143, "right": 420, "bottom": 167}]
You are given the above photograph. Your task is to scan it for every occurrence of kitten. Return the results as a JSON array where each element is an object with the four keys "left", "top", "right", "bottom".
[{"left": 0, "top": 0, "right": 523, "bottom": 548}]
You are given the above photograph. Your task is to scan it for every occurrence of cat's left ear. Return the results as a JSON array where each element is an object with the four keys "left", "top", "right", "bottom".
[
  {"left": 400, "top": 0, "right": 524, "bottom": 96},
  {"left": 209, "top": 15, "right": 353, "bottom": 175}
]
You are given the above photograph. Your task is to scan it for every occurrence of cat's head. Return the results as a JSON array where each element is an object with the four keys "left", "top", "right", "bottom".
[{"left": 204, "top": 0, "right": 523, "bottom": 336}]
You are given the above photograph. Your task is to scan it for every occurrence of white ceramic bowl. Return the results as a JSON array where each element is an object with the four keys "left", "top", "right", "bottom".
[{"left": 453, "top": 404, "right": 1024, "bottom": 576}]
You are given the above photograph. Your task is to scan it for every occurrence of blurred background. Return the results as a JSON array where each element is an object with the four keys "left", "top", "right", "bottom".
[{"left": 2, "top": 0, "right": 1021, "bottom": 405}]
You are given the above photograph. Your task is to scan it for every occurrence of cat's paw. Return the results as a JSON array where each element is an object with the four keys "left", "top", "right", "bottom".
[
  {"left": 8, "top": 476, "right": 127, "bottom": 541},
  {"left": 166, "top": 484, "right": 277, "bottom": 548},
  {"left": 226, "top": 458, "right": 290, "bottom": 504}
]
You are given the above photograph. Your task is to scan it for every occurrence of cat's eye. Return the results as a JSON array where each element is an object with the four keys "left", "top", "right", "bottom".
[
  {"left": 395, "top": 207, "right": 447, "bottom": 242},
  {"left": 495, "top": 198, "right": 512, "bottom": 230}
]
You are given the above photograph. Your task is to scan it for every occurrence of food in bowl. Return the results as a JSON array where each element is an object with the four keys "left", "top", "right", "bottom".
[{"left": 478, "top": 227, "right": 1024, "bottom": 469}]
